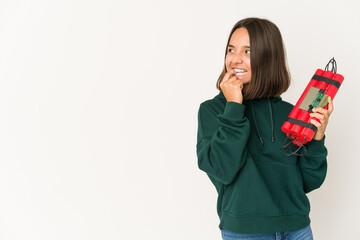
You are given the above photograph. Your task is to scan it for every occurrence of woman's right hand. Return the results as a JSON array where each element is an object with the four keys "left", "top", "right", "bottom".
[{"left": 220, "top": 69, "right": 244, "bottom": 104}]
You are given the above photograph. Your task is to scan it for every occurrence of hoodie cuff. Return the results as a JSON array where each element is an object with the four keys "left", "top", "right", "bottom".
[
  {"left": 222, "top": 102, "right": 246, "bottom": 119},
  {"left": 306, "top": 136, "right": 326, "bottom": 155}
]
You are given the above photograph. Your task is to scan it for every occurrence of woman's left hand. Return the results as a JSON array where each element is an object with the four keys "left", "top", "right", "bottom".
[{"left": 310, "top": 97, "right": 334, "bottom": 140}]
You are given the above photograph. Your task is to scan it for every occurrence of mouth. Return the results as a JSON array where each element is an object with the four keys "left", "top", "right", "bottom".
[{"left": 233, "top": 68, "right": 248, "bottom": 79}]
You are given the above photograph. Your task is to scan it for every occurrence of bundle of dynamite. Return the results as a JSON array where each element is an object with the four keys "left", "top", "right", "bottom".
[{"left": 281, "top": 58, "right": 344, "bottom": 156}]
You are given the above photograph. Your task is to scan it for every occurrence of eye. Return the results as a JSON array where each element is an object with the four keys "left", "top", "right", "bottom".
[
  {"left": 227, "top": 48, "right": 234, "bottom": 53},
  {"left": 245, "top": 50, "right": 251, "bottom": 54}
]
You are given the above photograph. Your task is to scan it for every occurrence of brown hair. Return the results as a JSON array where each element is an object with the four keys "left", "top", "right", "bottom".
[{"left": 216, "top": 18, "right": 290, "bottom": 99}]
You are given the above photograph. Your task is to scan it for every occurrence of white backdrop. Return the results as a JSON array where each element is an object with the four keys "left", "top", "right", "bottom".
[{"left": 0, "top": 0, "right": 359, "bottom": 239}]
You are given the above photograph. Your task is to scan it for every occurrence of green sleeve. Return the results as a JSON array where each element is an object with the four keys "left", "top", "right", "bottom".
[
  {"left": 196, "top": 102, "right": 250, "bottom": 185},
  {"left": 298, "top": 136, "right": 328, "bottom": 193}
]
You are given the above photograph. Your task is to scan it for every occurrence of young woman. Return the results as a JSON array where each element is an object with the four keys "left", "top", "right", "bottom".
[{"left": 196, "top": 18, "right": 333, "bottom": 239}]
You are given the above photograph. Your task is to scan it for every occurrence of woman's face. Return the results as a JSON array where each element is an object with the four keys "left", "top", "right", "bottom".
[{"left": 225, "top": 27, "right": 252, "bottom": 85}]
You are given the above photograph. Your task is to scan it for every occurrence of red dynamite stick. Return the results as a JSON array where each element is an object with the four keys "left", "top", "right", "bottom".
[
  {"left": 298, "top": 71, "right": 333, "bottom": 142},
  {"left": 301, "top": 73, "right": 344, "bottom": 141},
  {"left": 325, "top": 73, "right": 344, "bottom": 102},
  {"left": 281, "top": 69, "right": 325, "bottom": 135},
  {"left": 290, "top": 70, "right": 334, "bottom": 145}
]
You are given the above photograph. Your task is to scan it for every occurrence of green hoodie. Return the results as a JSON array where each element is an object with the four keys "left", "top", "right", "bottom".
[{"left": 196, "top": 91, "right": 327, "bottom": 234}]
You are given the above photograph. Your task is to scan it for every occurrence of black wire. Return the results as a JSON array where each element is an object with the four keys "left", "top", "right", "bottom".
[
  {"left": 281, "top": 135, "right": 307, "bottom": 156},
  {"left": 324, "top": 57, "right": 337, "bottom": 74}
]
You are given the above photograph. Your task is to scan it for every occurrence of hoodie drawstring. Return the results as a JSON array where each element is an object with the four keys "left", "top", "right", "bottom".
[
  {"left": 249, "top": 98, "right": 275, "bottom": 145},
  {"left": 267, "top": 98, "right": 275, "bottom": 143}
]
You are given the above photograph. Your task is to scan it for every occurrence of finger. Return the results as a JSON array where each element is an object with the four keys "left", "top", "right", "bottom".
[
  {"left": 310, "top": 119, "right": 321, "bottom": 128},
  {"left": 223, "top": 69, "right": 235, "bottom": 82},
  {"left": 222, "top": 77, "right": 243, "bottom": 92},
  {"left": 327, "top": 96, "right": 334, "bottom": 114},
  {"left": 230, "top": 81, "right": 244, "bottom": 91},
  {"left": 224, "top": 77, "right": 238, "bottom": 88},
  {"left": 227, "top": 76, "right": 244, "bottom": 85},
  {"left": 311, "top": 111, "right": 329, "bottom": 122},
  {"left": 310, "top": 112, "right": 325, "bottom": 121},
  {"left": 312, "top": 107, "right": 328, "bottom": 115},
  {"left": 228, "top": 76, "right": 242, "bottom": 83}
]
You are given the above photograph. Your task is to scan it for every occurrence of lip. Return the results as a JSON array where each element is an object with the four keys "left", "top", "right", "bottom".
[
  {"left": 232, "top": 67, "right": 247, "bottom": 72},
  {"left": 232, "top": 67, "right": 248, "bottom": 80}
]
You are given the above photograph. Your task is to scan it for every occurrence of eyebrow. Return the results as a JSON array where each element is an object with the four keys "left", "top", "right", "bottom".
[{"left": 228, "top": 44, "right": 251, "bottom": 48}]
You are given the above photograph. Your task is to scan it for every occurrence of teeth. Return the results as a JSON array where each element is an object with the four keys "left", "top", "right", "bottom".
[
  {"left": 233, "top": 68, "right": 246, "bottom": 73},
  {"left": 236, "top": 73, "right": 246, "bottom": 77}
]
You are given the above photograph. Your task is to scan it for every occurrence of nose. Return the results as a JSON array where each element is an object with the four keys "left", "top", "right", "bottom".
[{"left": 232, "top": 52, "right": 244, "bottom": 64}]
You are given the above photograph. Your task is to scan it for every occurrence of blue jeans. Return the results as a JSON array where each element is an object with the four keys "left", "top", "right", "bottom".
[{"left": 221, "top": 225, "right": 313, "bottom": 240}]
